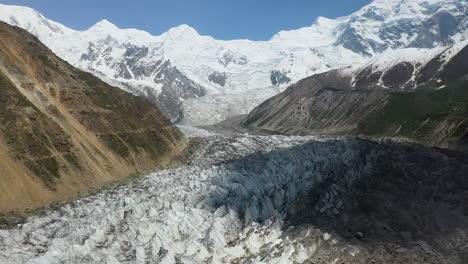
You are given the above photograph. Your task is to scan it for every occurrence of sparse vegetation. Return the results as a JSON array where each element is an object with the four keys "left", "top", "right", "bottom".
[
  {"left": 24, "top": 157, "right": 60, "bottom": 187},
  {"left": 0, "top": 22, "right": 185, "bottom": 213},
  {"left": 99, "top": 135, "right": 131, "bottom": 157},
  {"left": 356, "top": 80, "right": 468, "bottom": 141}
]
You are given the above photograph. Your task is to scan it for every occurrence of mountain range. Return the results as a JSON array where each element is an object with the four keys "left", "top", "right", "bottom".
[{"left": 1, "top": 0, "right": 466, "bottom": 124}]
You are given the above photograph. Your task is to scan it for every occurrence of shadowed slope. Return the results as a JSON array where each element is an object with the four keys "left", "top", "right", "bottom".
[{"left": 243, "top": 44, "right": 468, "bottom": 151}]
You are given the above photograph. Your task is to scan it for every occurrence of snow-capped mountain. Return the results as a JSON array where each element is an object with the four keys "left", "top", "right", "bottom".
[
  {"left": 243, "top": 40, "right": 468, "bottom": 152},
  {"left": 0, "top": 0, "right": 466, "bottom": 124},
  {"left": 348, "top": 40, "right": 468, "bottom": 90}
]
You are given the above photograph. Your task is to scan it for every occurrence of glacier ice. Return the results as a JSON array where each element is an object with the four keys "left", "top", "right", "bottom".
[{"left": 0, "top": 132, "right": 466, "bottom": 263}]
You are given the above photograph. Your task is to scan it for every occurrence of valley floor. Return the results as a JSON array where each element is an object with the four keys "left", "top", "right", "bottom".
[{"left": 1, "top": 127, "right": 467, "bottom": 264}]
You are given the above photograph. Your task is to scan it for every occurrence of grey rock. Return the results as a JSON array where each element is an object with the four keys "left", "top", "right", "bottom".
[
  {"left": 355, "top": 232, "right": 364, "bottom": 240},
  {"left": 208, "top": 71, "right": 227, "bottom": 87},
  {"left": 270, "top": 70, "right": 291, "bottom": 86},
  {"left": 218, "top": 52, "right": 234, "bottom": 67},
  {"left": 218, "top": 52, "right": 248, "bottom": 67},
  {"left": 116, "top": 59, "right": 206, "bottom": 122},
  {"left": 234, "top": 55, "right": 248, "bottom": 65},
  {"left": 336, "top": 25, "right": 373, "bottom": 56}
]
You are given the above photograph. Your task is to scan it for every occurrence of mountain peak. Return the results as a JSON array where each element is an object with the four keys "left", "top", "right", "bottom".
[
  {"left": 165, "top": 24, "right": 200, "bottom": 38},
  {"left": 0, "top": 3, "right": 35, "bottom": 14},
  {"left": 89, "top": 19, "right": 119, "bottom": 31}
]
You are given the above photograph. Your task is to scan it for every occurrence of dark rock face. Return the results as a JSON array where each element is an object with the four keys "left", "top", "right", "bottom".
[
  {"left": 80, "top": 43, "right": 98, "bottom": 61},
  {"left": 354, "top": 66, "right": 382, "bottom": 89},
  {"left": 360, "top": 8, "right": 386, "bottom": 21},
  {"left": 381, "top": 62, "right": 414, "bottom": 89},
  {"left": 208, "top": 71, "right": 227, "bottom": 87},
  {"left": 79, "top": 41, "right": 207, "bottom": 122},
  {"left": 151, "top": 61, "right": 205, "bottom": 122},
  {"left": 115, "top": 63, "right": 133, "bottom": 79},
  {"left": 270, "top": 70, "right": 291, "bottom": 86},
  {"left": 116, "top": 60, "right": 206, "bottom": 123},
  {"left": 336, "top": 26, "right": 373, "bottom": 56},
  {"left": 442, "top": 45, "right": 468, "bottom": 81},
  {"left": 130, "top": 59, "right": 162, "bottom": 78},
  {"left": 416, "top": 53, "right": 446, "bottom": 85},
  {"left": 353, "top": 45, "right": 468, "bottom": 90},
  {"left": 124, "top": 46, "right": 149, "bottom": 60}
]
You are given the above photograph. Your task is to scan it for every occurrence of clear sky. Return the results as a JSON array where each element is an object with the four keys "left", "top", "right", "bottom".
[{"left": 1, "top": 0, "right": 373, "bottom": 40}]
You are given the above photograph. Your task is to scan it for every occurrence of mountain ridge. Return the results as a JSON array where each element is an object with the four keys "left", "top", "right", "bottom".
[{"left": 242, "top": 41, "right": 468, "bottom": 151}]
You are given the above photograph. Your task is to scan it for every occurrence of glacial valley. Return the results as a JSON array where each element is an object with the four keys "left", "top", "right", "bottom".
[{"left": 1, "top": 127, "right": 467, "bottom": 264}]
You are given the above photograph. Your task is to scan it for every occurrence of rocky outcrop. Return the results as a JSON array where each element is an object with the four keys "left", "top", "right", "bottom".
[
  {"left": 270, "top": 70, "right": 291, "bottom": 86},
  {"left": 130, "top": 60, "right": 206, "bottom": 122},
  {"left": 218, "top": 51, "right": 248, "bottom": 67},
  {"left": 0, "top": 22, "right": 187, "bottom": 213},
  {"left": 80, "top": 43, "right": 206, "bottom": 122},
  {"left": 208, "top": 71, "right": 227, "bottom": 87}
]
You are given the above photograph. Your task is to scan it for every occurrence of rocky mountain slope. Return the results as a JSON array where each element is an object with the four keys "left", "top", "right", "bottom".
[
  {"left": 0, "top": 22, "right": 186, "bottom": 213},
  {"left": 243, "top": 41, "right": 468, "bottom": 151},
  {"left": 0, "top": 0, "right": 466, "bottom": 124}
]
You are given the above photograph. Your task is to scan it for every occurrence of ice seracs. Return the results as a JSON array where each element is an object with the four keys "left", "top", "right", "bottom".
[{"left": 1, "top": 132, "right": 465, "bottom": 263}]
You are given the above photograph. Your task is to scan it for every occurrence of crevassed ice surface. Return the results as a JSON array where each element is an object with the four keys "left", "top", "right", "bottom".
[
  {"left": 0, "top": 132, "right": 395, "bottom": 264},
  {"left": 1, "top": 128, "right": 466, "bottom": 263}
]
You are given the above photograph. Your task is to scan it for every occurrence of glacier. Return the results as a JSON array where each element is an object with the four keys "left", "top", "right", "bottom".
[{"left": 1, "top": 127, "right": 467, "bottom": 263}]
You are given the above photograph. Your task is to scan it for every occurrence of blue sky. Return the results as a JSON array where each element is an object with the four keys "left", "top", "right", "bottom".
[{"left": 1, "top": 0, "right": 372, "bottom": 40}]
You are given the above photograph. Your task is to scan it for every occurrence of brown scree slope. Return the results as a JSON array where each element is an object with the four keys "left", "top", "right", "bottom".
[{"left": 0, "top": 22, "right": 187, "bottom": 213}]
